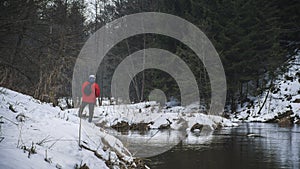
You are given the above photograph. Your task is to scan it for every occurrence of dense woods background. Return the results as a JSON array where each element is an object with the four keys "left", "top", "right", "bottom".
[{"left": 0, "top": 0, "right": 299, "bottom": 112}]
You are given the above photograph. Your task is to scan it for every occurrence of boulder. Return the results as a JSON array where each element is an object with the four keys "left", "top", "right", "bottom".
[
  {"left": 158, "top": 119, "right": 172, "bottom": 130},
  {"left": 130, "top": 121, "right": 154, "bottom": 131},
  {"left": 190, "top": 123, "right": 203, "bottom": 132},
  {"left": 293, "top": 99, "right": 300, "bottom": 103},
  {"left": 265, "top": 110, "right": 293, "bottom": 123},
  {"left": 16, "top": 113, "right": 26, "bottom": 122},
  {"left": 278, "top": 116, "right": 293, "bottom": 127},
  {"left": 285, "top": 75, "right": 293, "bottom": 81},
  {"left": 111, "top": 121, "right": 130, "bottom": 132}
]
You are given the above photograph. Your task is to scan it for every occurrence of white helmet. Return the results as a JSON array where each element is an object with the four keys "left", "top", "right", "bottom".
[
  {"left": 89, "top": 74, "right": 96, "bottom": 83},
  {"left": 89, "top": 75, "right": 96, "bottom": 79}
]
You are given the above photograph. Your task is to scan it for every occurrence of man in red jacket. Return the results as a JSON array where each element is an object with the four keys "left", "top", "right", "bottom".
[{"left": 78, "top": 75, "right": 100, "bottom": 122}]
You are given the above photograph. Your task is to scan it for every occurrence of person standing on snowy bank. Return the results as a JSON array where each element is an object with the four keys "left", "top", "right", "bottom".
[{"left": 78, "top": 75, "right": 100, "bottom": 122}]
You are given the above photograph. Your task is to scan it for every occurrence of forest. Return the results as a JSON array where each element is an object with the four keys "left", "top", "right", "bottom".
[{"left": 1, "top": 0, "right": 299, "bottom": 112}]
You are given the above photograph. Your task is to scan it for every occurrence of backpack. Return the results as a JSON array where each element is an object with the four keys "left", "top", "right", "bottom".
[{"left": 84, "top": 83, "right": 94, "bottom": 96}]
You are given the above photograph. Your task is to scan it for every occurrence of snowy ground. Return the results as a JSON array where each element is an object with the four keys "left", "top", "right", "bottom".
[
  {"left": 233, "top": 52, "right": 300, "bottom": 122},
  {"left": 0, "top": 88, "right": 136, "bottom": 169},
  {"left": 0, "top": 87, "right": 237, "bottom": 168}
]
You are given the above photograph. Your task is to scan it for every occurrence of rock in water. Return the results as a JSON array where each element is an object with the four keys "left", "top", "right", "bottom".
[{"left": 190, "top": 123, "right": 203, "bottom": 132}]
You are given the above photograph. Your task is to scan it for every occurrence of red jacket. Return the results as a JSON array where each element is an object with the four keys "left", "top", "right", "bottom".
[{"left": 81, "top": 81, "right": 100, "bottom": 103}]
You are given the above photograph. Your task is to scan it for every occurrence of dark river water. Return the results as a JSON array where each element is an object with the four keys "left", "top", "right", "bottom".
[{"left": 147, "top": 123, "right": 300, "bottom": 169}]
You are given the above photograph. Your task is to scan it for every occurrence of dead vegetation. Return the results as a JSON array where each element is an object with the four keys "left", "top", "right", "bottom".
[
  {"left": 21, "top": 142, "right": 37, "bottom": 158},
  {"left": 79, "top": 144, "right": 148, "bottom": 169},
  {"left": 111, "top": 121, "right": 154, "bottom": 133}
]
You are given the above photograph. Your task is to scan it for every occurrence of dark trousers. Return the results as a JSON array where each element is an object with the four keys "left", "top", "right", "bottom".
[{"left": 78, "top": 102, "right": 95, "bottom": 122}]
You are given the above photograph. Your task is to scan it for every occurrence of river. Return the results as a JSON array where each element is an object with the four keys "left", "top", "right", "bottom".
[{"left": 147, "top": 123, "right": 300, "bottom": 169}]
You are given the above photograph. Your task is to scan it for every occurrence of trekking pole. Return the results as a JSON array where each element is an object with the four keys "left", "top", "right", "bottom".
[
  {"left": 78, "top": 108, "right": 82, "bottom": 147},
  {"left": 98, "top": 97, "right": 101, "bottom": 106}
]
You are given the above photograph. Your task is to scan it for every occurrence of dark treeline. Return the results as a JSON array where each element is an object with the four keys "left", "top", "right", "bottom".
[
  {"left": 0, "top": 0, "right": 86, "bottom": 105},
  {"left": 0, "top": 0, "right": 299, "bottom": 112}
]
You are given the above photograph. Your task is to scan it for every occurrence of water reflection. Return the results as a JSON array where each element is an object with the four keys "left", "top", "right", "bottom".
[
  {"left": 108, "top": 129, "right": 187, "bottom": 158},
  {"left": 148, "top": 123, "right": 300, "bottom": 169}
]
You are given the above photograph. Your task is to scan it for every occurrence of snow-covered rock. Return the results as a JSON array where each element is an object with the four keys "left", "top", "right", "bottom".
[{"left": 89, "top": 102, "right": 237, "bottom": 130}]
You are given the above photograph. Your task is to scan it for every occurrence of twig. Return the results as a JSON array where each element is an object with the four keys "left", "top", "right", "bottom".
[
  {"left": 0, "top": 137, "right": 4, "bottom": 142},
  {"left": 42, "top": 138, "right": 77, "bottom": 143},
  {"left": 48, "top": 137, "right": 64, "bottom": 149},
  {"left": 37, "top": 135, "right": 51, "bottom": 146},
  {"left": 0, "top": 116, "right": 18, "bottom": 125},
  {"left": 79, "top": 144, "right": 105, "bottom": 161},
  {"left": 78, "top": 108, "right": 82, "bottom": 147}
]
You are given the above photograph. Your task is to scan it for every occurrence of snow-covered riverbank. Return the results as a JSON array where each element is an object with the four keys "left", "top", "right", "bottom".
[
  {"left": 233, "top": 52, "right": 300, "bottom": 124},
  {"left": 81, "top": 100, "right": 238, "bottom": 157},
  {"left": 0, "top": 87, "right": 237, "bottom": 168},
  {"left": 88, "top": 101, "right": 237, "bottom": 130},
  {"left": 0, "top": 88, "right": 143, "bottom": 169}
]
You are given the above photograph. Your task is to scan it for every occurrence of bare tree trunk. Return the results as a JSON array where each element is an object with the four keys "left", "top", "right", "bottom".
[
  {"left": 256, "top": 79, "right": 273, "bottom": 115},
  {"left": 256, "top": 89, "right": 270, "bottom": 115}
]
